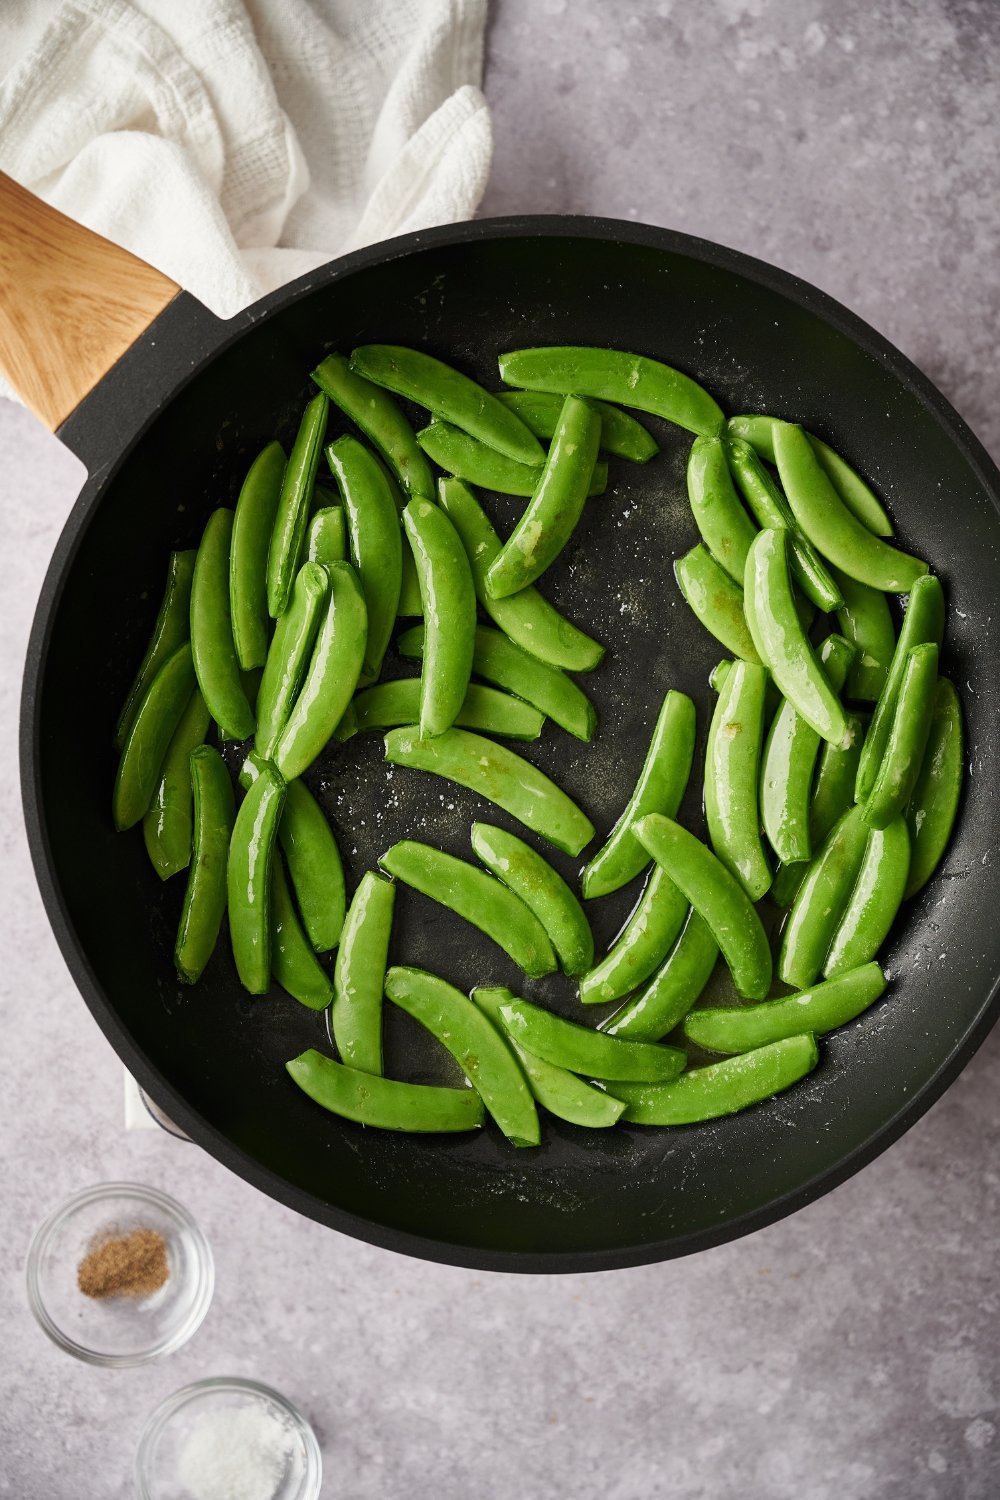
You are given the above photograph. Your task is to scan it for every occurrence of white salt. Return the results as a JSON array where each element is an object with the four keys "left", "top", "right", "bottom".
[{"left": 179, "top": 1403, "right": 294, "bottom": 1500}]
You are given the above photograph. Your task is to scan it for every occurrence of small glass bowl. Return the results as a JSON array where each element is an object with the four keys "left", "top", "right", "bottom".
[
  {"left": 25, "top": 1182, "right": 213, "bottom": 1366},
  {"left": 135, "top": 1378, "right": 323, "bottom": 1500}
]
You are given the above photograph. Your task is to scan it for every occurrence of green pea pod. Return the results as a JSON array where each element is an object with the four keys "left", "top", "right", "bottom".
[
  {"left": 416, "top": 420, "right": 608, "bottom": 498},
  {"left": 333, "top": 702, "right": 358, "bottom": 742},
  {"left": 326, "top": 434, "right": 402, "bottom": 688},
  {"left": 398, "top": 621, "right": 596, "bottom": 743},
  {"left": 675, "top": 544, "right": 762, "bottom": 664},
  {"left": 856, "top": 574, "right": 945, "bottom": 802},
  {"left": 710, "top": 659, "right": 782, "bottom": 726},
  {"left": 578, "top": 864, "right": 689, "bottom": 1004},
  {"left": 824, "top": 817, "right": 909, "bottom": 977},
  {"left": 266, "top": 391, "right": 329, "bottom": 618},
  {"left": 831, "top": 565, "right": 895, "bottom": 701},
  {"left": 311, "top": 352, "right": 435, "bottom": 502},
  {"left": 704, "top": 659, "right": 770, "bottom": 899},
  {"left": 772, "top": 422, "right": 926, "bottom": 591},
  {"left": 287, "top": 1048, "right": 483, "bottom": 1132},
  {"left": 727, "top": 417, "right": 895, "bottom": 537},
  {"left": 269, "top": 854, "right": 334, "bottom": 1009},
  {"left": 485, "top": 396, "right": 602, "bottom": 600},
  {"left": 778, "top": 804, "right": 870, "bottom": 989},
  {"left": 496, "top": 390, "right": 659, "bottom": 462},
  {"left": 143, "top": 688, "right": 211, "bottom": 878},
  {"left": 273, "top": 561, "right": 368, "bottom": 781},
  {"left": 397, "top": 536, "right": 424, "bottom": 617},
  {"left": 470, "top": 822, "right": 593, "bottom": 975},
  {"left": 437, "top": 477, "right": 605, "bottom": 672},
  {"left": 499, "top": 996, "right": 686, "bottom": 1082},
  {"left": 771, "top": 710, "right": 868, "bottom": 908},
  {"left": 863, "top": 643, "right": 939, "bottom": 830},
  {"left": 350, "top": 345, "right": 545, "bottom": 466},
  {"left": 306, "top": 506, "right": 346, "bottom": 565},
  {"left": 191, "top": 510, "right": 256, "bottom": 740},
  {"left": 227, "top": 760, "right": 286, "bottom": 993},
  {"left": 384, "top": 726, "right": 595, "bottom": 856},
  {"left": 598, "top": 1034, "right": 819, "bottom": 1124},
  {"left": 113, "top": 643, "right": 197, "bottom": 831},
  {"left": 214, "top": 668, "right": 263, "bottom": 745},
  {"left": 582, "top": 691, "right": 695, "bottom": 900},
  {"left": 685, "top": 962, "right": 886, "bottom": 1055},
  {"left": 904, "top": 678, "right": 963, "bottom": 898},
  {"left": 402, "top": 498, "right": 477, "bottom": 739},
  {"left": 473, "top": 988, "right": 626, "bottom": 1128},
  {"left": 745, "top": 528, "right": 847, "bottom": 746},
  {"left": 724, "top": 437, "right": 842, "bottom": 612},
  {"left": 231, "top": 442, "right": 286, "bottom": 670},
  {"left": 355, "top": 677, "right": 543, "bottom": 740},
  {"left": 497, "top": 346, "right": 725, "bottom": 438},
  {"left": 633, "top": 814, "right": 772, "bottom": 1000},
  {"left": 115, "top": 550, "right": 197, "bottom": 751},
  {"left": 599, "top": 909, "right": 718, "bottom": 1042},
  {"left": 385, "top": 966, "right": 540, "bottom": 1146},
  {"left": 379, "top": 840, "right": 557, "bottom": 978},
  {"left": 332, "top": 872, "right": 394, "bottom": 1075},
  {"left": 254, "top": 562, "right": 329, "bottom": 760},
  {"left": 687, "top": 435, "right": 758, "bottom": 584},
  {"left": 173, "top": 745, "right": 236, "bottom": 983}
]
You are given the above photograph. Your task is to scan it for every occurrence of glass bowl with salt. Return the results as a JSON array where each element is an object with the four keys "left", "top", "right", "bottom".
[
  {"left": 135, "top": 1378, "right": 322, "bottom": 1500},
  {"left": 25, "top": 1181, "right": 213, "bottom": 1366}
]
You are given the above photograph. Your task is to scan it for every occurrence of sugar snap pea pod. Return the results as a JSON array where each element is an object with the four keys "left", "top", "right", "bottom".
[
  {"left": 633, "top": 814, "right": 772, "bottom": 1000},
  {"left": 499, "top": 997, "right": 686, "bottom": 1082},
  {"left": 275, "top": 778, "right": 345, "bottom": 953},
  {"left": 326, "top": 434, "right": 402, "bottom": 688},
  {"left": 397, "top": 536, "right": 423, "bottom": 616},
  {"left": 143, "top": 688, "right": 212, "bottom": 878},
  {"left": 227, "top": 759, "right": 285, "bottom": 993},
  {"left": 398, "top": 621, "right": 596, "bottom": 742},
  {"left": 287, "top": 1048, "right": 483, "bottom": 1132},
  {"left": 704, "top": 659, "right": 770, "bottom": 899},
  {"left": 485, "top": 396, "right": 602, "bottom": 600},
  {"left": 779, "top": 804, "right": 869, "bottom": 989},
  {"left": 384, "top": 726, "right": 595, "bottom": 856},
  {"left": 904, "top": 678, "right": 963, "bottom": 898},
  {"left": 270, "top": 854, "right": 335, "bottom": 1009},
  {"left": 470, "top": 822, "right": 593, "bottom": 975},
  {"left": 230, "top": 442, "right": 286, "bottom": 670},
  {"left": 354, "top": 678, "right": 544, "bottom": 740},
  {"left": 473, "top": 988, "right": 626, "bottom": 1127},
  {"left": 312, "top": 482, "right": 339, "bottom": 513},
  {"left": 332, "top": 702, "right": 358, "bottom": 742},
  {"left": 437, "top": 477, "right": 605, "bottom": 672},
  {"left": 496, "top": 390, "right": 659, "bottom": 462},
  {"left": 856, "top": 574, "right": 944, "bottom": 802},
  {"left": 273, "top": 561, "right": 368, "bottom": 781},
  {"left": 745, "top": 528, "right": 847, "bottom": 746},
  {"left": 686, "top": 962, "right": 886, "bottom": 1054},
  {"left": 824, "top": 817, "right": 909, "bottom": 976},
  {"left": 599, "top": 1034, "right": 818, "bottom": 1124},
  {"left": 724, "top": 437, "right": 842, "bottom": 612},
  {"left": 254, "top": 562, "right": 329, "bottom": 760},
  {"left": 417, "top": 420, "right": 608, "bottom": 498},
  {"left": 191, "top": 509, "right": 256, "bottom": 740},
  {"left": 311, "top": 352, "right": 435, "bottom": 502},
  {"left": 863, "top": 643, "right": 939, "bottom": 830},
  {"left": 266, "top": 392, "right": 328, "bottom": 618},
  {"left": 772, "top": 422, "right": 925, "bottom": 591},
  {"left": 306, "top": 506, "right": 346, "bottom": 565},
  {"left": 113, "top": 644, "right": 197, "bottom": 831},
  {"left": 830, "top": 565, "right": 895, "bottom": 701},
  {"left": 771, "top": 710, "right": 868, "bottom": 907},
  {"left": 332, "top": 872, "right": 394, "bottom": 1075},
  {"left": 498, "top": 346, "right": 725, "bottom": 439},
  {"left": 687, "top": 435, "right": 758, "bottom": 585},
  {"left": 385, "top": 966, "right": 540, "bottom": 1146},
  {"left": 402, "top": 498, "right": 477, "bottom": 739},
  {"left": 728, "top": 417, "right": 895, "bottom": 537},
  {"left": 710, "top": 659, "right": 782, "bottom": 726},
  {"left": 214, "top": 668, "right": 263, "bottom": 744},
  {"left": 379, "top": 840, "right": 557, "bottom": 978},
  {"left": 675, "top": 544, "right": 762, "bottom": 664},
  {"left": 578, "top": 864, "right": 689, "bottom": 1004},
  {"left": 351, "top": 345, "right": 545, "bottom": 466},
  {"left": 599, "top": 909, "right": 719, "bottom": 1042},
  {"left": 115, "top": 550, "right": 197, "bottom": 751},
  {"left": 173, "top": 745, "right": 236, "bottom": 984},
  {"left": 582, "top": 690, "right": 696, "bottom": 900}
]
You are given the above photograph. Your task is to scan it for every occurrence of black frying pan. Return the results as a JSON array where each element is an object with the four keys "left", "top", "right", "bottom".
[{"left": 13, "top": 203, "right": 1000, "bottom": 1273}]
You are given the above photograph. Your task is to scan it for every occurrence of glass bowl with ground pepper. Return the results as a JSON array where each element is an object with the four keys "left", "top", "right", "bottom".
[{"left": 25, "top": 1182, "right": 213, "bottom": 1366}]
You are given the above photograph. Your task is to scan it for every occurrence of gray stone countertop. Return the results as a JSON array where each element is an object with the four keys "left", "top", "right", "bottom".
[{"left": 3, "top": 3, "right": 1000, "bottom": 1496}]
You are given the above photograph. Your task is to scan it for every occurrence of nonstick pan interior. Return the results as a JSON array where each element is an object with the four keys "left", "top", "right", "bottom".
[{"left": 24, "top": 222, "right": 1000, "bottom": 1271}]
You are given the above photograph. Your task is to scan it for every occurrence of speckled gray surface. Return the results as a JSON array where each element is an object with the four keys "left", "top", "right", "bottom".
[{"left": 4, "top": 2, "right": 1000, "bottom": 1496}]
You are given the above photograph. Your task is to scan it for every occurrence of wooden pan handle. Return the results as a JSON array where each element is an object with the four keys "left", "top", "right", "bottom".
[{"left": 0, "top": 171, "right": 180, "bottom": 431}]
